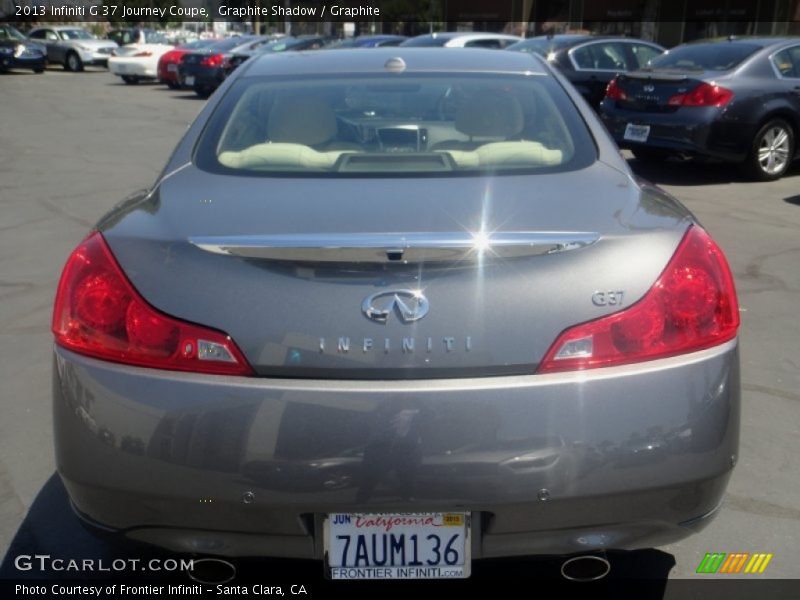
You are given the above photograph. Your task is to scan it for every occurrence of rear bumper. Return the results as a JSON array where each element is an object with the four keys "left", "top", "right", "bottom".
[
  {"left": 78, "top": 49, "right": 112, "bottom": 66},
  {"left": 178, "top": 65, "right": 224, "bottom": 90},
  {"left": 600, "top": 102, "right": 755, "bottom": 162},
  {"left": 158, "top": 64, "right": 179, "bottom": 83},
  {"left": 53, "top": 340, "right": 740, "bottom": 559},
  {"left": 108, "top": 59, "right": 156, "bottom": 78}
]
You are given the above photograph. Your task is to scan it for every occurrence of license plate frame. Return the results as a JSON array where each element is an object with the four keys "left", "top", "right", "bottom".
[
  {"left": 184, "top": 75, "right": 195, "bottom": 86},
  {"left": 624, "top": 122, "right": 651, "bottom": 143},
  {"left": 324, "top": 512, "right": 471, "bottom": 580}
]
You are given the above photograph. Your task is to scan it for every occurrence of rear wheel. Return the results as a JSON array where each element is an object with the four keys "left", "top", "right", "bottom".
[
  {"left": 121, "top": 75, "right": 139, "bottom": 85},
  {"left": 742, "top": 119, "right": 795, "bottom": 181},
  {"left": 166, "top": 80, "right": 179, "bottom": 90},
  {"left": 65, "top": 52, "right": 83, "bottom": 72},
  {"left": 194, "top": 85, "right": 212, "bottom": 99}
]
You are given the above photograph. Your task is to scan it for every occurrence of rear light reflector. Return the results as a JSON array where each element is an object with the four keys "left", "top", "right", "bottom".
[
  {"left": 200, "top": 53, "right": 224, "bottom": 67},
  {"left": 538, "top": 226, "right": 739, "bottom": 373},
  {"left": 668, "top": 82, "right": 733, "bottom": 107},
  {"left": 605, "top": 78, "right": 627, "bottom": 101},
  {"left": 52, "top": 232, "right": 254, "bottom": 376}
]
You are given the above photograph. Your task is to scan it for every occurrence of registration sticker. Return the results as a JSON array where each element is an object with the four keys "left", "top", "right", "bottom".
[
  {"left": 624, "top": 123, "right": 651, "bottom": 143},
  {"left": 325, "top": 512, "right": 470, "bottom": 580}
]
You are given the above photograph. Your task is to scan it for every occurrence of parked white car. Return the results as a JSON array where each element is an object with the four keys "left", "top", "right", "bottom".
[{"left": 108, "top": 33, "right": 175, "bottom": 84}]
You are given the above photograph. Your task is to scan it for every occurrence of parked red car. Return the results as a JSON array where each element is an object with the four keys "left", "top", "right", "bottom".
[{"left": 157, "top": 39, "right": 217, "bottom": 89}]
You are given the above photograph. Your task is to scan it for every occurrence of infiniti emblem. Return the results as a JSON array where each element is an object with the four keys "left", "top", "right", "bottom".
[{"left": 362, "top": 290, "right": 429, "bottom": 324}]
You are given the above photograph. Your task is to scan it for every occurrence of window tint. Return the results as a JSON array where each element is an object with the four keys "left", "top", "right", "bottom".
[
  {"left": 399, "top": 35, "right": 450, "bottom": 47},
  {"left": 772, "top": 46, "right": 800, "bottom": 78},
  {"left": 110, "top": 30, "right": 133, "bottom": 45},
  {"left": 649, "top": 43, "right": 761, "bottom": 71},
  {"left": 0, "top": 26, "right": 26, "bottom": 41},
  {"left": 196, "top": 73, "right": 596, "bottom": 177},
  {"left": 507, "top": 37, "right": 579, "bottom": 58},
  {"left": 496, "top": 39, "right": 519, "bottom": 49},
  {"left": 210, "top": 37, "right": 254, "bottom": 52},
  {"left": 465, "top": 38, "right": 502, "bottom": 49},
  {"left": 59, "top": 29, "right": 92, "bottom": 40},
  {"left": 376, "top": 38, "right": 405, "bottom": 47},
  {"left": 571, "top": 42, "right": 628, "bottom": 70},
  {"left": 30, "top": 29, "right": 56, "bottom": 41},
  {"left": 630, "top": 44, "right": 663, "bottom": 68}
]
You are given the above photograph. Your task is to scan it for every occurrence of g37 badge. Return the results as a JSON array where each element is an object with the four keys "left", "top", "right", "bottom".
[{"left": 592, "top": 290, "right": 625, "bottom": 307}]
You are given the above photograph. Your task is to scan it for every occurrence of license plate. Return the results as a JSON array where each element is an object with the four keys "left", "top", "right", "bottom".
[
  {"left": 325, "top": 512, "right": 470, "bottom": 579},
  {"left": 167, "top": 64, "right": 177, "bottom": 72},
  {"left": 624, "top": 123, "right": 651, "bottom": 143},
  {"left": 184, "top": 75, "right": 195, "bottom": 86}
]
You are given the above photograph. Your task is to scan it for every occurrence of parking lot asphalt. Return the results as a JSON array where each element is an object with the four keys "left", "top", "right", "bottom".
[{"left": 1, "top": 67, "right": 799, "bottom": 586}]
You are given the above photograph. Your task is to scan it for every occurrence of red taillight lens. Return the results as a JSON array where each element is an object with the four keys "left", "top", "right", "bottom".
[
  {"left": 538, "top": 226, "right": 739, "bottom": 373},
  {"left": 200, "top": 53, "right": 223, "bottom": 67},
  {"left": 605, "top": 78, "right": 627, "bottom": 101},
  {"left": 159, "top": 51, "right": 177, "bottom": 66},
  {"left": 668, "top": 82, "right": 733, "bottom": 107},
  {"left": 52, "top": 232, "right": 254, "bottom": 376}
]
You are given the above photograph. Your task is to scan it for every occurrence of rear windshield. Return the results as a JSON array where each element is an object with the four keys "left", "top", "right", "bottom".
[
  {"left": 649, "top": 42, "right": 761, "bottom": 71},
  {"left": 179, "top": 39, "right": 216, "bottom": 51},
  {"left": 400, "top": 35, "right": 450, "bottom": 47},
  {"left": 195, "top": 73, "right": 596, "bottom": 176},
  {"left": 256, "top": 38, "right": 322, "bottom": 53},
  {"left": 506, "top": 37, "right": 577, "bottom": 57},
  {"left": 209, "top": 37, "right": 255, "bottom": 53}
]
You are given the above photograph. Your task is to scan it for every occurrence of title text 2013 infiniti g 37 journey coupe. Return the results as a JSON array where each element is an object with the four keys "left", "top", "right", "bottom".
[{"left": 52, "top": 49, "right": 741, "bottom": 580}]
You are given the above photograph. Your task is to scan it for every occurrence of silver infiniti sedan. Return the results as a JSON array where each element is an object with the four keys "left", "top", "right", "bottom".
[{"left": 52, "top": 48, "right": 741, "bottom": 581}]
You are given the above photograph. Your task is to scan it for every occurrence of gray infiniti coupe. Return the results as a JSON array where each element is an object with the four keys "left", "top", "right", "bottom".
[{"left": 52, "top": 48, "right": 741, "bottom": 581}]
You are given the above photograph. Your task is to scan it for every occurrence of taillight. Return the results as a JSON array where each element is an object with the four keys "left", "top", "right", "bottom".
[
  {"left": 538, "top": 226, "right": 739, "bottom": 373},
  {"left": 668, "top": 82, "right": 733, "bottom": 107},
  {"left": 605, "top": 78, "right": 627, "bottom": 101},
  {"left": 52, "top": 232, "right": 254, "bottom": 376},
  {"left": 200, "top": 53, "right": 223, "bottom": 67}
]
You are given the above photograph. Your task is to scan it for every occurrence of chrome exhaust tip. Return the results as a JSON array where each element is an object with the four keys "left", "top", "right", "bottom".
[
  {"left": 187, "top": 557, "right": 237, "bottom": 585},
  {"left": 560, "top": 554, "right": 611, "bottom": 581}
]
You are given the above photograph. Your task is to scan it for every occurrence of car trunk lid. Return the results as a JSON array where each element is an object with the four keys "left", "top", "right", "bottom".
[
  {"left": 611, "top": 69, "right": 722, "bottom": 113},
  {"left": 100, "top": 162, "right": 690, "bottom": 378}
]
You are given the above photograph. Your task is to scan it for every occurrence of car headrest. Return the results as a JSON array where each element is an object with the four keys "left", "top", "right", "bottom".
[
  {"left": 267, "top": 96, "right": 338, "bottom": 146},
  {"left": 455, "top": 90, "right": 524, "bottom": 139}
]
